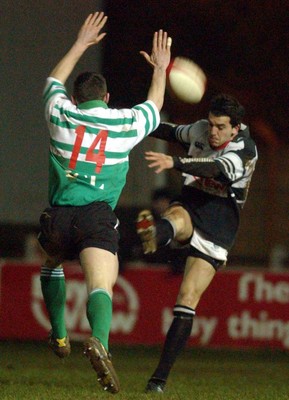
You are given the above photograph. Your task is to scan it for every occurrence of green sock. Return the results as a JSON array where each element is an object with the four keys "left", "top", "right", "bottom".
[
  {"left": 87, "top": 289, "right": 112, "bottom": 351},
  {"left": 40, "top": 266, "right": 67, "bottom": 339}
]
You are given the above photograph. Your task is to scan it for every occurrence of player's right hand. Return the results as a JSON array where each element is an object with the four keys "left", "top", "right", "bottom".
[{"left": 77, "top": 12, "right": 108, "bottom": 48}]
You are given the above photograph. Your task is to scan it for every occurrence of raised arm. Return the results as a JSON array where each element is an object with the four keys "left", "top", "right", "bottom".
[
  {"left": 140, "top": 30, "right": 172, "bottom": 111},
  {"left": 49, "top": 12, "right": 108, "bottom": 84}
]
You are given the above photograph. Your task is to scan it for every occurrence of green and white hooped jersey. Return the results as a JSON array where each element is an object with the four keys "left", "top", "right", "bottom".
[{"left": 43, "top": 77, "right": 160, "bottom": 209}]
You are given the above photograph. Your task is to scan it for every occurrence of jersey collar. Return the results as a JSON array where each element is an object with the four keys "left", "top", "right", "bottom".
[{"left": 78, "top": 100, "right": 108, "bottom": 110}]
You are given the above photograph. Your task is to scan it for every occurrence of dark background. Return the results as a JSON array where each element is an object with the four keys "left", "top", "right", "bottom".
[
  {"left": 1, "top": 0, "right": 288, "bottom": 266},
  {"left": 103, "top": 0, "right": 289, "bottom": 144}
]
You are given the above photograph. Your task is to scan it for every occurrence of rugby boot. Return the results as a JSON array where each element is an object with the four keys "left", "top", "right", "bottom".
[
  {"left": 145, "top": 377, "right": 166, "bottom": 393},
  {"left": 48, "top": 331, "right": 71, "bottom": 358},
  {"left": 136, "top": 209, "right": 157, "bottom": 254},
  {"left": 83, "top": 337, "right": 120, "bottom": 394}
]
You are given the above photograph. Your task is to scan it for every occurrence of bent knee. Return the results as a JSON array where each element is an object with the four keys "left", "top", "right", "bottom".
[{"left": 163, "top": 205, "right": 193, "bottom": 241}]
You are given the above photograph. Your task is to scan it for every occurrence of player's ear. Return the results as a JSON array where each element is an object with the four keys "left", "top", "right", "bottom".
[
  {"left": 231, "top": 124, "right": 240, "bottom": 137},
  {"left": 104, "top": 92, "right": 110, "bottom": 104},
  {"left": 71, "top": 95, "right": 77, "bottom": 105}
]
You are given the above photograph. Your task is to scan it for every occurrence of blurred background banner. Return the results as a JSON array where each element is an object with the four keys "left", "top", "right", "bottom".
[{"left": 1, "top": 262, "right": 289, "bottom": 350}]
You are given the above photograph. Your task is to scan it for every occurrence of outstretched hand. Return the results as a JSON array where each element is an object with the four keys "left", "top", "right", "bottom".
[
  {"left": 145, "top": 151, "right": 174, "bottom": 174},
  {"left": 49, "top": 12, "right": 108, "bottom": 84},
  {"left": 76, "top": 12, "right": 108, "bottom": 49},
  {"left": 140, "top": 30, "right": 172, "bottom": 71},
  {"left": 141, "top": 30, "right": 172, "bottom": 110}
]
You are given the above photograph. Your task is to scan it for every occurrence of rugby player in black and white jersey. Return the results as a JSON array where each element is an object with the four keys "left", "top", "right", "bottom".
[{"left": 136, "top": 93, "right": 258, "bottom": 393}]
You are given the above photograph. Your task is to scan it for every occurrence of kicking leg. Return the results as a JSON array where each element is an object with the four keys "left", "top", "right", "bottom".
[{"left": 137, "top": 205, "right": 192, "bottom": 254}]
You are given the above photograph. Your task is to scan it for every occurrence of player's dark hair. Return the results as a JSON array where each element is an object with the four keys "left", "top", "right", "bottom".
[
  {"left": 73, "top": 72, "right": 107, "bottom": 104},
  {"left": 209, "top": 93, "right": 245, "bottom": 127}
]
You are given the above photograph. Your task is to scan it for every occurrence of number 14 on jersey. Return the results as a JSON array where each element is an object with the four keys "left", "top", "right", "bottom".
[{"left": 69, "top": 125, "right": 108, "bottom": 173}]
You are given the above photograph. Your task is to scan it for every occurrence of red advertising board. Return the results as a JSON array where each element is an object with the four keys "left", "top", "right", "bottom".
[{"left": 1, "top": 262, "right": 289, "bottom": 350}]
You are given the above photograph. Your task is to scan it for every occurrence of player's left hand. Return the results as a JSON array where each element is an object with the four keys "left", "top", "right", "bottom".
[
  {"left": 145, "top": 151, "right": 174, "bottom": 173},
  {"left": 140, "top": 30, "right": 172, "bottom": 71}
]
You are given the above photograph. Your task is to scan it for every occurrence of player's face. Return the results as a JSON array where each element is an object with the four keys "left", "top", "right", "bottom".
[{"left": 207, "top": 113, "right": 238, "bottom": 149}]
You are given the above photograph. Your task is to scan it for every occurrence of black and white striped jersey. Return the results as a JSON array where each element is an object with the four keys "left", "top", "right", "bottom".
[
  {"left": 150, "top": 120, "right": 258, "bottom": 250},
  {"left": 173, "top": 119, "right": 258, "bottom": 209}
]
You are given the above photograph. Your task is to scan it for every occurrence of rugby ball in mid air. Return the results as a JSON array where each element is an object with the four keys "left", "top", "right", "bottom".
[{"left": 167, "top": 56, "right": 207, "bottom": 104}]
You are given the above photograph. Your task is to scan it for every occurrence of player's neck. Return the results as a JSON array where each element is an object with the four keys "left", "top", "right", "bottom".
[{"left": 211, "top": 140, "right": 231, "bottom": 150}]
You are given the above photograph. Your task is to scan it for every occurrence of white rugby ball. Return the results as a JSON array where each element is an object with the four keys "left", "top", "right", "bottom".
[{"left": 167, "top": 57, "right": 207, "bottom": 104}]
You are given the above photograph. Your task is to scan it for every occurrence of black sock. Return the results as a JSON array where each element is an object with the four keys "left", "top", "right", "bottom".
[
  {"left": 157, "top": 218, "right": 174, "bottom": 247},
  {"left": 150, "top": 305, "right": 195, "bottom": 382}
]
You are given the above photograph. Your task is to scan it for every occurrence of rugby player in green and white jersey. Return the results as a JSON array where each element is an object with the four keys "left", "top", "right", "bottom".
[{"left": 38, "top": 12, "right": 172, "bottom": 394}]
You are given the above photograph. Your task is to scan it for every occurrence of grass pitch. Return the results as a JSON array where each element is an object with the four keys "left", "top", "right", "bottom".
[{"left": 0, "top": 340, "right": 289, "bottom": 399}]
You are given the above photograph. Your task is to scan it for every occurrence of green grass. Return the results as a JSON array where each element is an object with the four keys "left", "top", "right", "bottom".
[{"left": 1, "top": 341, "right": 289, "bottom": 399}]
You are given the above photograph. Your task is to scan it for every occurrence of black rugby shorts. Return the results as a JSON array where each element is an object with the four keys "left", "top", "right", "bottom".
[{"left": 38, "top": 201, "right": 119, "bottom": 260}]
